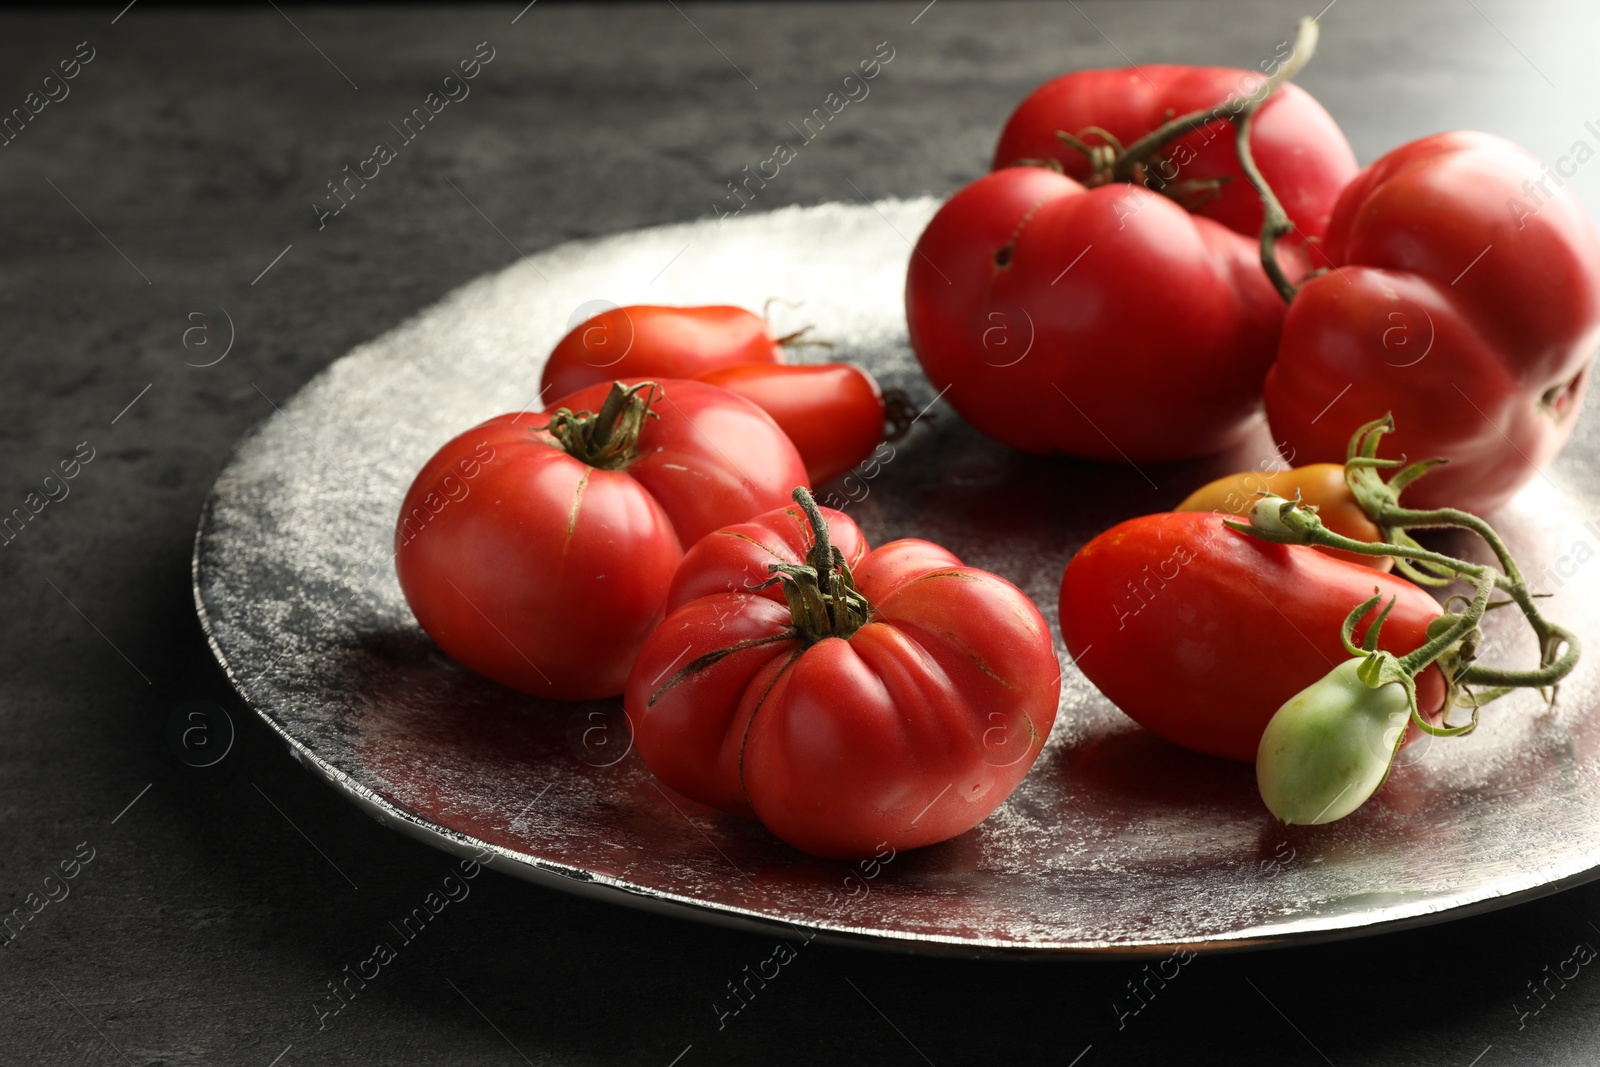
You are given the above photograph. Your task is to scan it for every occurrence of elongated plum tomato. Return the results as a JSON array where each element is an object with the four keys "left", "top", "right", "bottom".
[
  {"left": 544, "top": 304, "right": 894, "bottom": 485},
  {"left": 627, "top": 492, "right": 1060, "bottom": 859},
  {"left": 698, "top": 363, "right": 885, "bottom": 486},
  {"left": 541, "top": 305, "right": 783, "bottom": 402},
  {"left": 1059, "top": 512, "right": 1443, "bottom": 762},
  {"left": 394, "top": 379, "right": 808, "bottom": 701},
  {"left": 1176, "top": 463, "right": 1391, "bottom": 571}
]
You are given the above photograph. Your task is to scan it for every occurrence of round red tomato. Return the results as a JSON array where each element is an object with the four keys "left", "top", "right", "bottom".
[
  {"left": 908, "top": 58, "right": 1358, "bottom": 464},
  {"left": 907, "top": 167, "right": 1290, "bottom": 461},
  {"left": 627, "top": 492, "right": 1060, "bottom": 858},
  {"left": 395, "top": 379, "right": 808, "bottom": 701},
  {"left": 1059, "top": 511, "right": 1445, "bottom": 762}
]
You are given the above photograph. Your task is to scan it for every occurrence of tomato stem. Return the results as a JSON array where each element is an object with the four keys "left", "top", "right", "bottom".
[
  {"left": 541, "top": 381, "right": 660, "bottom": 470},
  {"left": 1230, "top": 416, "right": 1582, "bottom": 721},
  {"left": 883, "top": 388, "right": 918, "bottom": 443},
  {"left": 1051, "top": 16, "right": 1316, "bottom": 285},
  {"left": 1110, "top": 20, "right": 1316, "bottom": 180},
  {"left": 1046, "top": 18, "right": 1320, "bottom": 299},
  {"left": 774, "top": 324, "right": 836, "bottom": 350},
  {"left": 1251, "top": 416, "right": 1581, "bottom": 822},
  {"left": 754, "top": 487, "right": 874, "bottom": 644},
  {"left": 1230, "top": 18, "right": 1318, "bottom": 303}
]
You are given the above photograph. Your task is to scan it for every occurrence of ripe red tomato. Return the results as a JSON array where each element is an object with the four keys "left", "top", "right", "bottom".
[
  {"left": 698, "top": 363, "right": 887, "bottom": 486},
  {"left": 627, "top": 494, "right": 1060, "bottom": 858},
  {"left": 907, "top": 61, "right": 1357, "bottom": 464},
  {"left": 1266, "top": 132, "right": 1600, "bottom": 514},
  {"left": 994, "top": 63, "right": 1356, "bottom": 244},
  {"left": 907, "top": 167, "right": 1290, "bottom": 461},
  {"left": 544, "top": 304, "right": 897, "bottom": 485},
  {"left": 1059, "top": 511, "right": 1444, "bottom": 762},
  {"left": 541, "top": 305, "right": 782, "bottom": 402},
  {"left": 395, "top": 379, "right": 808, "bottom": 701}
]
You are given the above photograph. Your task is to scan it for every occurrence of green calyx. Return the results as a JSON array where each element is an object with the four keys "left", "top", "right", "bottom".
[
  {"left": 541, "top": 381, "right": 660, "bottom": 470},
  {"left": 1225, "top": 489, "right": 1325, "bottom": 545},
  {"left": 750, "top": 487, "right": 873, "bottom": 644},
  {"left": 1233, "top": 416, "right": 1582, "bottom": 824}
]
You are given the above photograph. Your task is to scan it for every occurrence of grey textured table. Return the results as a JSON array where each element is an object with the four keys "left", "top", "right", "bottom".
[{"left": 6, "top": 2, "right": 1600, "bottom": 1064}]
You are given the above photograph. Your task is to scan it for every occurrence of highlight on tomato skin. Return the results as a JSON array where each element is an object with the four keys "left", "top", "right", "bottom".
[
  {"left": 393, "top": 379, "right": 809, "bottom": 703},
  {"left": 1175, "top": 463, "right": 1391, "bottom": 571},
  {"left": 625, "top": 490, "right": 1061, "bottom": 860},
  {"left": 1057, "top": 511, "right": 1444, "bottom": 763}
]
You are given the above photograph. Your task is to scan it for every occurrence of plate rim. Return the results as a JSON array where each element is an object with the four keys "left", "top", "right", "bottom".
[{"left": 191, "top": 198, "right": 1600, "bottom": 958}]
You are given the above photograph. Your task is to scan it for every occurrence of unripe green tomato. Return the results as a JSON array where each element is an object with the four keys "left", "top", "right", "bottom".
[{"left": 1256, "top": 658, "right": 1412, "bottom": 825}]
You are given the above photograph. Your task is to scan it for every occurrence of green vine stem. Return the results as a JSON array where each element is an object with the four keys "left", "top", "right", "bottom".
[
  {"left": 1338, "top": 414, "right": 1574, "bottom": 689},
  {"left": 1233, "top": 503, "right": 1579, "bottom": 694},
  {"left": 774, "top": 325, "right": 837, "bottom": 350},
  {"left": 1046, "top": 17, "right": 1317, "bottom": 305},
  {"left": 1110, "top": 19, "right": 1317, "bottom": 184},
  {"left": 1247, "top": 416, "right": 1581, "bottom": 823},
  {"left": 1230, "top": 418, "right": 1581, "bottom": 728},
  {"left": 1228, "top": 34, "right": 1310, "bottom": 304},
  {"left": 1047, "top": 18, "right": 1319, "bottom": 298}
]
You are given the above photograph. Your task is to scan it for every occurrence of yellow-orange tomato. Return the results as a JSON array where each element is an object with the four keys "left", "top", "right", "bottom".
[{"left": 1176, "top": 463, "right": 1391, "bottom": 571}]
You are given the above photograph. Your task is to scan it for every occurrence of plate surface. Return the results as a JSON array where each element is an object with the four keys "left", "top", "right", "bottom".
[{"left": 195, "top": 199, "right": 1600, "bottom": 956}]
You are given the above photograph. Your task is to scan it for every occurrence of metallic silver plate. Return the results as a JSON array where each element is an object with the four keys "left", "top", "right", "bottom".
[{"left": 194, "top": 199, "right": 1600, "bottom": 956}]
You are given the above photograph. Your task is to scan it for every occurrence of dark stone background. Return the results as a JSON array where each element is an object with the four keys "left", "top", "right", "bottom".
[{"left": 4, "top": 2, "right": 1600, "bottom": 1063}]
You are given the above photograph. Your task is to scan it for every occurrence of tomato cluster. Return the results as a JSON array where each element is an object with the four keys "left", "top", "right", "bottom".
[
  {"left": 394, "top": 20, "right": 1589, "bottom": 852},
  {"left": 907, "top": 31, "right": 1600, "bottom": 513},
  {"left": 399, "top": 309, "right": 1058, "bottom": 856},
  {"left": 908, "top": 62, "right": 1355, "bottom": 462},
  {"left": 396, "top": 379, "right": 808, "bottom": 701}
]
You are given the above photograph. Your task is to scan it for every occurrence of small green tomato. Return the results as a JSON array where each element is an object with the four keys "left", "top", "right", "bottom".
[{"left": 1256, "top": 658, "right": 1413, "bottom": 825}]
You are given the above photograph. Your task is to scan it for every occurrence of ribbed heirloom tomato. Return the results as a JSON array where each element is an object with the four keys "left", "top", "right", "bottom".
[
  {"left": 626, "top": 490, "right": 1061, "bottom": 858},
  {"left": 543, "top": 304, "right": 902, "bottom": 484},
  {"left": 395, "top": 379, "right": 808, "bottom": 701},
  {"left": 1060, "top": 511, "right": 1444, "bottom": 762},
  {"left": 906, "top": 53, "right": 1358, "bottom": 462}
]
